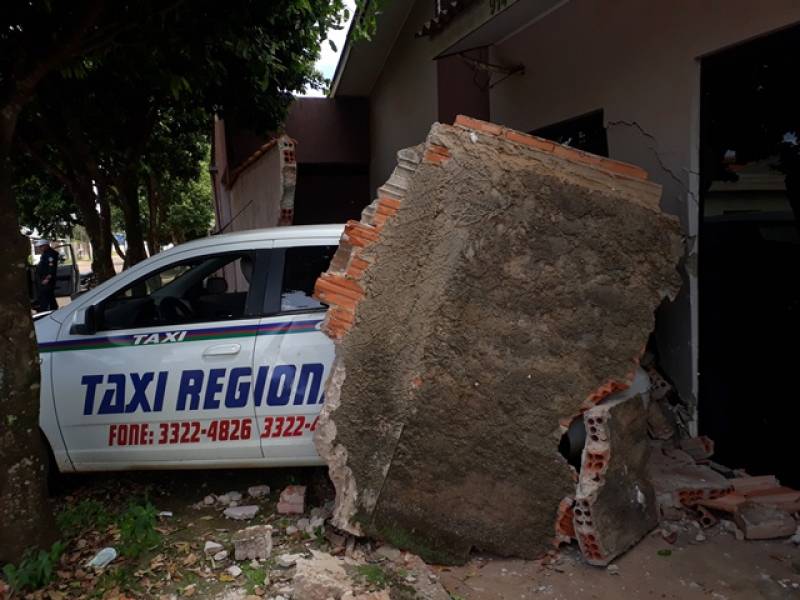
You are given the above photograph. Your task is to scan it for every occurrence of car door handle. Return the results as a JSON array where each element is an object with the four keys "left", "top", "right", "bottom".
[{"left": 203, "top": 343, "right": 241, "bottom": 357}]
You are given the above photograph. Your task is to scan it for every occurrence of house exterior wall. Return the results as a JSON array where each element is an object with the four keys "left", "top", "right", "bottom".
[
  {"left": 368, "top": 0, "right": 439, "bottom": 191},
  {"left": 226, "top": 145, "right": 283, "bottom": 233},
  {"left": 361, "top": 0, "right": 800, "bottom": 412},
  {"left": 489, "top": 0, "right": 800, "bottom": 410}
]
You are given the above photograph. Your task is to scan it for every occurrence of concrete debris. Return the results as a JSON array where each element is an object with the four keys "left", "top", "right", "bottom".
[
  {"left": 292, "top": 551, "right": 350, "bottom": 600},
  {"left": 232, "top": 525, "right": 273, "bottom": 560},
  {"left": 227, "top": 565, "right": 243, "bottom": 578},
  {"left": 734, "top": 502, "right": 797, "bottom": 540},
  {"left": 313, "top": 116, "right": 682, "bottom": 564},
  {"left": 217, "top": 491, "right": 242, "bottom": 506},
  {"left": 389, "top": 553, "right": 451, "bottom": 600},
  {"left": 224, "top": 505, "right": 259, "bottom": 520},
  {"left": 678, "top": 436, "right": 715, "bottom": 461},
  {"left": 696, "top": 505, "right": 718, "bottom": 528},
  {"left": 248, "top": 485, "right": 271, "bottom": 498},
  {"left": 204, "top": 541, "right": 224, "bottom": 557},
  {"left": 575, "top": 388, "right": 658, "bottom": 565},
  {"left": 277, "top": 553, "right": 304, "bottom": 568},
  {"left": 277, "top": 485, "right": 306, "bottom": 514},
  {"left": 647, "top": 400, "right": 677, "bottom": 441},
  {"left": 648, "top": 447, "right": 732, "bottom": 511},
  {"left": 203, "top": 495, "right": 216, "bottom": 505},
  {"left": 213, "top": 550, "right": 229, "bottom": 562},
  {"left": 374, "top": 545, "right": 402, "bottom": 562},
  {"left": 341, "top": 592, "right": 391, "bottom": 600}
]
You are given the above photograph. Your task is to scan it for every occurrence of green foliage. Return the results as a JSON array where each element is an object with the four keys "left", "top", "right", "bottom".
[
  {"left": 13, "top": 163, "right": 77, "bottom": 238},
  {"left": 2, "top": 541, "right": 65, "bottom": 593},
  {"left": 241, "top": 561, "right": 269, "bottom": 594},
  {"left": 356, "top": 564, "right": 389, "bottom": 588},
  {"left": 158, "top": 154, "right": 215, "bottom": 245},
  {"left": 56, "top": 499, "right": 114, "bottom": 538},
  {"left": 117, "top": 501, "right": 161, "bottom": 558}
]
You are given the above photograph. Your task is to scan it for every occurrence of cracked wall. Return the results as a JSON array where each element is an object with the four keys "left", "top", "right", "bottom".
[{"left": 484, "top": 0, "right": 800, "bottom": 418}]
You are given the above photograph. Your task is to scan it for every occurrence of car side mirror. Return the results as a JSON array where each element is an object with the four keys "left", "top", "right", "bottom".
[{"left": 70, "top": 305, "right": 97, "bottom": 335}]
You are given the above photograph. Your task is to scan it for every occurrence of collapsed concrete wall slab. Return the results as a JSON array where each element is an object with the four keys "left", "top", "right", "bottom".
[{"left": 314, "top": 116, "right": 683, "bottom": 564}]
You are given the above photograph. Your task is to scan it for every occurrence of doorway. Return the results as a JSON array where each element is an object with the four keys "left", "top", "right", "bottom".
[{"left": 699, "top": 24, "right": 800, "bottom": 487}]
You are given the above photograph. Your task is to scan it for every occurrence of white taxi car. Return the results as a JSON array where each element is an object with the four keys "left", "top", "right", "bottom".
[{"left": 34, "top": 225, "right": 343, "bottom": 472}]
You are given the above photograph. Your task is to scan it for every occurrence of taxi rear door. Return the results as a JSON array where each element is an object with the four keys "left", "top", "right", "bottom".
[
  {"left": 252, "top": 240, "right": 338, "bottom": 466},
  {"left": 48, "top": 246, "right": 271, "bottom": 469}
]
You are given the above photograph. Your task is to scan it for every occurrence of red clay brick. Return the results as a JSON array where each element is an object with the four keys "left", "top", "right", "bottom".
[
  {"left": 378, "top": 197, "right": 402, "bottom": 210},
  {"left": 454, "top": 114, "right": 503, "bottom": 136},
  {"left": 585, "top": 379, "right": 630, "bottom": 405},
  {"left": 503, "top": 130, "right": 556, "bottom": 153},
  {"left": 427, "top": 144, "right": 450, "bottom": 157},
  {"left": 597, "top": 157, "right": 648, "bottom": 180},
  {"left": 424, "top": 148, "right": 450, "bottom": 165},
  {"left": 329, "top": 306, "right": 354, "bottom": 325},
  {"left": 731, "top": 476, "right": 780, "bottom": 495},
  {"left": 746, "top": 487, "right": 800, "bottom": 504},
  {"left": 345, "top": 220, "right": 380, "bottom": 240},
  {"left": 375, "top": 202, "right": 399, "bottom": 217},
  {"left": 555, "top": 498, "right": 576, "bottom": 540},
  {"left": 315, "top": 275, "right": 363, "bottom": 301}
]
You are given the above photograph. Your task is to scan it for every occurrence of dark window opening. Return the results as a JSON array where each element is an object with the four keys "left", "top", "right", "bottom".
[
  {"left": 281, "top": 245, "right": 337, "bottom": 313},
  {"left": 699, "top": 24, "right": 800, "bottom": 487},
  {"left": 98, "top": 252, "right": 258, "bottom": 331},
  {"left": 532, "top": 109, "right": 609, "bottom": 157}
]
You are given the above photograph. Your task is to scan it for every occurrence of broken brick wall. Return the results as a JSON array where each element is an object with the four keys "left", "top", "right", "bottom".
[{"left": 314, "top": 117, "right": 683, "bottom": 564}]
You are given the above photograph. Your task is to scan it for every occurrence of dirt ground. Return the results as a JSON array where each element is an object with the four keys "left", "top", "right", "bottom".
[
  {"left": 440, "top": 533, "right": 800, "bottom": 600},
  {"left": 11, "top": 468, "right": 797, "bottom": 599}
]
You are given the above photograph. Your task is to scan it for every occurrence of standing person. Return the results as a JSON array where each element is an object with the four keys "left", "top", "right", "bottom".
[{"left": 35, "top": 239, "right": 60, "bottom": 311}]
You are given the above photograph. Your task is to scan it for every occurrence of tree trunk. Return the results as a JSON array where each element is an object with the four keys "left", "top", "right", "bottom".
[
  {"left": 72, "top": 179, "right": 116, "bottom": 283},
  {"left": 0, "top": 106, "right": 57, "bottom": 564},
  {"left": 146, "top": 174, "right": 161, "bottom": 255},
  {"left": 118, "top": 173, "right": 147, "bottom": 266}
]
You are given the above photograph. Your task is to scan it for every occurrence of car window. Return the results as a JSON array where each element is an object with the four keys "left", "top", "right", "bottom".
[
  {"left": 98, "top": 252, "right": 257, "bottom": 331},
  {"left": 281, "top": 245, "right": 337, "bottom": 312}
]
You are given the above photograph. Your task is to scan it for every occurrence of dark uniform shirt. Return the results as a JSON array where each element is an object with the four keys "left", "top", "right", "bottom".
[{"left": 36, "top": 247, "right": 60, "bottom": 288}]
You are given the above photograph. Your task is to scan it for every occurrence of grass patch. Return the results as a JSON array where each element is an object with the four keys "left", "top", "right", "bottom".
[
  {"left": 355, "top": 564, "right": 390, "bottom": 588},
  {"left": 57, "top": 499, "right": 113, "bottom": 537}
]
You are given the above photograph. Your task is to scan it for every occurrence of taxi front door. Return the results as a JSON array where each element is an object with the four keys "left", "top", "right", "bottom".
[{"left": 48, "top": 249, "right": 269, "bottom": 469}]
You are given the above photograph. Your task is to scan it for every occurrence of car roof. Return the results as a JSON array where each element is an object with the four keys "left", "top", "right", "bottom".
[{"left": 158, "top": 224, "right": 345, "bottom": 257}]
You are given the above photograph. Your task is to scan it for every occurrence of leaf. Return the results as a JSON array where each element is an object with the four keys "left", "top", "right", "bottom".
[
  {"left": 328, "top": 39, "right": 337, "bottom": 52},
  {"left": 182, "top": 553, "right": 198, "bottom": 567}
]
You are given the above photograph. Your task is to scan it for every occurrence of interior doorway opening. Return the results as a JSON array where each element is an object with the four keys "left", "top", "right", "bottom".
[{"left": 699, "top": 24, "right": 800, "bottom": 487}]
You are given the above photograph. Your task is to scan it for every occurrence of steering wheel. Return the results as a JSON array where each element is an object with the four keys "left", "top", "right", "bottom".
[{"left": 158, "top": 296, "right": 194, "bottom": 323}]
